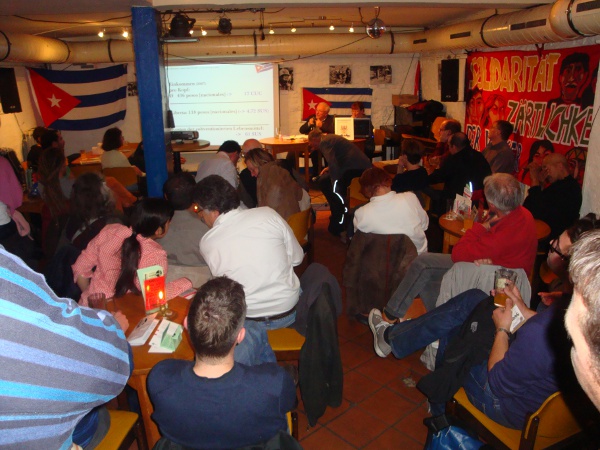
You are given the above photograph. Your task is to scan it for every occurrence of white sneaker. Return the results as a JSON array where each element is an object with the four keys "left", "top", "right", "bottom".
[{"left": 368, "top": 308, "right": 392, "bottom": 357}]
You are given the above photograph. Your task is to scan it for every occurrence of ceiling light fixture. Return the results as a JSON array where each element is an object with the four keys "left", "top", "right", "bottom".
[
  {"left": 169, "top": 12, "right": 196, "bottom": 38},
  {"left": 291, "top": 23, "right": 296, "bottom": 33},
  {"left": 366, "top": 7, "right": 386, "bottom": 39},
  {"left": 201, "top": 27, "right": 207, "bottom": 36},
  {"left": 269, "top": 25, "right": 274, "bottom": 34},
  {"left": 349, "top": 23, "right": 354, "bottom": 33},
  {"left": 122, "top": 30, "right": 129, "bottom": 38},
  {"left": 329, "top": 23, "right": 335, "bottom": 31},
  {"left": 217, "top": 16, "right": 233, "bottom": 35},
  {"left": 98, "top": 30, "right": 104, "bottom": 38}
]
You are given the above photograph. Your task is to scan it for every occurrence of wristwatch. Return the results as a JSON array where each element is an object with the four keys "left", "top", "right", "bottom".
[{"left": 496, "top": 327, "right": 511, "bottom": 338}]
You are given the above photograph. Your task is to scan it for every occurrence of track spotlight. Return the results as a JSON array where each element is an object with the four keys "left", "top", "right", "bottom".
[
  {"left": 329, "top": 23, "right": 335, "bottom": 31},
  {"left": 217, "top": 17, "right": 233, "bottom": 35},
  {"left": 349, "top": 23, "right": 354, "bottom": 33},
  {"left": 169, "top": 13, "right": 196, "bottom": 38},
  {"left": 269, "top": 25, "right": 274, "bottom": 34},
  {"left": 201, "top": 27, "right": 207, "bottom": 36},
  {"left": 122, "top": 29, "right": 129, "bottom": 38},
  {"left": 98, "top": 30, "right": 104, "bottom": 38},
  {"left": 291, "top": 24, "right": 296, "bottom": 33}
]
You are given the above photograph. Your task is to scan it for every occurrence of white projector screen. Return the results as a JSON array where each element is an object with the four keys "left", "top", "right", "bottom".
[{"left": 167, "top": 63, "right": 278, "bottom": 147}]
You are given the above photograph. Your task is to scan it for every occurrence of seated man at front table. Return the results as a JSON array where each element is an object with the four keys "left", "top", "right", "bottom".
[
  {"left": 148, "top": 276, "right": 297, "bottom": 449},
  {"left": 310, "top": 130, "right": 372, "bottom": 237},
  {"left": 192, "top": 175, "right": 304, "bottom": 365},
  {"left": 299, "top": 101, "right": 335, "bottom": 135},
  {"left": 195, "top": 140, "right": 241, "bottom": 188},
  {"left": 482, "top": 120, "right": 516, "bottom": 174},
  {"left": 378, "top": 173, "right": 537, "bottom": 323},
  {"left": 524, "top": 153, "right": 582, "bottom": 241},
  {"left": 160, "top": 172, "right": 211, "bottom": 288},
  {"left": 0, "top": 246, "right": 131, "bottom": 449}
]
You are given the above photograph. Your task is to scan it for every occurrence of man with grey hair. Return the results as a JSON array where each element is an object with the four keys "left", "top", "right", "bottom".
[
  {"left": 371, "top": 173, "right": 537, "bottom": 325},
  {"left": 566, "top": 230, "right": 600, "bottom": 411},
  {"left": 300, "top": 102, "right": 334, "bottom": 134}
]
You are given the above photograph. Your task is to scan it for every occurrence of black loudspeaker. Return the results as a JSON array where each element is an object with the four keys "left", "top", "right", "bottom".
[
  {"left": 441, "top": 59, "right": 459, "bottom": 102},
  {"left": 0, "top": 68, "right": 22, "bottom": 113}
]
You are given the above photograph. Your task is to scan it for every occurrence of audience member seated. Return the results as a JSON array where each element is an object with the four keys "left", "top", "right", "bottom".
[
  {"left": 355, "top": 167, "right": 428, "bottom": 254},
  {"left": 351, "top": 101, "right": 375, "bottom": 158},
  {"left": 482, "top": 120, "right": 515, "bottom": 174},
  {"left": 72, "top": 198, "right": 192, "bottom": 306},
  {"left": 430, "top": 119, "right": 461, "bottom": 161},
  {"left": 192, "top": 175, "right": 304, "bottom": 365},
  {"left": 0, "top": 246, "right": 130, "bottom": 449},
  {"left": 245, "top": 148, "right": 310, "bottom": 221},
  {"left": 299, "top": 102, "right": 335, "bottom": 135},
  {"left": 379, "top": 173, "right": 537, "bottom": 322},
  {"left": 239, "top": 138, "right": 262, "bottom": 207},
  {"left": 310, "top": 130, "right": 372, "bottom": 237},
  {"left": 391, "top": 138, "right": 429, "bottom": 194},
  {"left": 100, "top": 127, "right": 143, "bottom": 175},
  {"left": 195, "top": 140, "right": 241, "bottom": 188},
  {"left": 148, "top": 276, "right": 297, "bottom": 449},
  {"left": 160, "top": 172, "right": 211, "bottom": 288},
  {"left": 523, "top": 153, "right": 582, "bottom": 241},
  {"left": 128, "top": 140, "right": 146, "bottom": 172},
  {"left": 26, "top": 125, "right": 47, "bottom": 172},
  {"left": 45, "top": 172, "right": 122, "bottom": 299},
  {"left": 428, "top": 132, "right": 491, "bottom": 215},
  {"left": 517, "top": 139, "right": 554, "bottom": 185}
]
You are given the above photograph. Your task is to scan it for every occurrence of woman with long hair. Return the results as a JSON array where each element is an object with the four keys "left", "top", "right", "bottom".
[
  {"left": 100, "top": 127, "right": 143, "bottom": 176},
  {"left": 72, "top": 198, "right": 192, "bottom": 306},
  {"left": 244, "top": 148, "right": 310, "bottom": 220}
]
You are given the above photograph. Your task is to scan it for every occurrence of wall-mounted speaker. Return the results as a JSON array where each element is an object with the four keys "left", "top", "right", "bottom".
[
  {"left": 441, "top": 59, "right": 459, "bottom": 102},
  {"left": 0, "top": 68, "right": 22, "bottom": 114}
]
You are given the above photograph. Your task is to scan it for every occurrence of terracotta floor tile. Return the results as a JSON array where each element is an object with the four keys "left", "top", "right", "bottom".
[
  {"left": 402, "top": 351, "right": 432, "bottom": 377},
  {"left": 356, "top": 355, "right": 412, "bottom": 385},
  {"left": 327, "top": 406, "right": 388, "bottom": 448},
  {"left": 393, "top": 403, "right": 430, "bottom": 444},
  {"left": 295, "top": 410, "right": 321, "bottom": 441},
  {"left": 340, "top": 340, "right": 374, "bottom": 370},
  {"left": 300, "top": 427, "right": 356, "bottom": 450},
  {"left": 359, "top": 387, "right": 416, "bottom": 426},
  {"left": 343, "top": 371, "right": 382, "bottom": 404},
  {"left": 363, "top": 427, "right": 423, "bottom": 450},
  {"left": 349, "top": 327, "right": 375, "bottom": 350},
  {"left": 338, "top": 314, "right": 370, "bottom": 340},
  {"left": 386, "top": 373, "right": 428, "bottom": 405},
  {"left": 317, "top": 398, "right": 352, "bottom": 425}
]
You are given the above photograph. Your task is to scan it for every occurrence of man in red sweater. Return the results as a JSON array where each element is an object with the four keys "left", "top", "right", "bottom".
[{"left": 377, "top": 173, "right": 537, "bottom": 324}]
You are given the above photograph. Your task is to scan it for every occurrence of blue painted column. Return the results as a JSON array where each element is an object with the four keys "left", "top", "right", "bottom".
[{"left": 131, "top": 7, "right": 171, "bottom": 197}]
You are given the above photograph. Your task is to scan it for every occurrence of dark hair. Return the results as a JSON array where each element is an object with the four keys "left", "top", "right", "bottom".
[
  {"left": 495, "top": 120, "right": 514, "bottom": 141},
  {"left": 38, "top": 146, "right": 69, "bottom": 218},
  {"left": 219, "top": 140, "right": 241, "bottom": 154},
  {"left": 566, "top": 213, "right": 600, "bottom": 248},
  {"left": 527, "top": 139, "right": 555, "bottom": 164},
  {"left": 359, "top": 167, "right": 392, "bottom": 199},
  {"left": 102, "top": 127, "right": 123, "bottom": 151},
  {"left": 449, "top": 132, "right": 470, "bottom": 150},
  {"left": 192, "top": 175, "right": 240, "bottom": 214},
  {"left": 40, "top": 129, "right": 60, "bottom": 150},
  {"left": 163, "top": 172, "right": 196, "bottom": 210},
  {"left": 33, "top": 126, "right": 48, "bottom": 143},
  {"left": 71, "top": 172, "right": 115, "bottom": 225},
  {"left": 401, "top": 139, "right": 423, "bottom": 165},
  {"left": 188, "top": 276, "right": 246, "bottom": 359},
  {"left": 115, "top": 198, "right": 174, "bottom": 297},
  {"left": 442, "top": 120, "right": 461, "bottom": 134},
  {"left": 560, "top": 52, "right": 590, "bottom": 74},
  {"left": 351, "top": 101, "right": 365, "bottom": 111}
]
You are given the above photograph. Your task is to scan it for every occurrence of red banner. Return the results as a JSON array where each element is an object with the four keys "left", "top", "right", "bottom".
[{"left": 465, "top": 46, "right": 600, "bottom": 185}]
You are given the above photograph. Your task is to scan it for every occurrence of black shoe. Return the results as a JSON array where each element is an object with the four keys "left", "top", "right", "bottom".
[{"left": 354, "top": 313, "right": 369, "bottom": 326}]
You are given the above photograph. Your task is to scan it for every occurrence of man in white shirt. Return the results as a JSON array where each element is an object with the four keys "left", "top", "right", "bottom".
[
  {"left": 195, "top": 140, "right": 241, "bottom": 188},
  {"left": 192, "top": 175, "right": 304, "bottom": 365}
]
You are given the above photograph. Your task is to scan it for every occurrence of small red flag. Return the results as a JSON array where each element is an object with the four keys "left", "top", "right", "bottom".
[{"left": 302, "top": 88, "right": 330, "bottom": 120}]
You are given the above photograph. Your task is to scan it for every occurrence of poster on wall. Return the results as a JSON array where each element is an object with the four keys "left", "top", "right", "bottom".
[
  {"left": 370, "top": 65, "right": 392, "bottom": 84},
  {"left": 279, "top": 67, "right": 294, "bottom": 91},
  {"left": 329, "top": 66, "right": 352, "bottom": 85},
  {"left": 465, "top": 46, "right": 600, "bottom": 186}
]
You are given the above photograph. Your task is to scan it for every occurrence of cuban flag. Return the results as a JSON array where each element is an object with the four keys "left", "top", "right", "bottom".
[
  {"left": 302, "top": 87, "right": 372, "bottom": 120},
  {"left": 27, "top": 65, "right": 127, "bottom": 130}
]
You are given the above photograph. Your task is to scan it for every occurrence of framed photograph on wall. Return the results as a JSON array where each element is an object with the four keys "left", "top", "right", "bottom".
[
  {"left": 279, "top": 67, "right": 294, "bottom": 90},
  {"left": 329, "top": 65, "right": 352, "bottom": 84},
  {"left": 370, "top": 65, "right": 392, "bottom": 84}
]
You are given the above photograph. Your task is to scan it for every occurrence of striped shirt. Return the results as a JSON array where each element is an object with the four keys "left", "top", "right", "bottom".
[{"left": 0, "top": 247, "right": 130, "bottom": 450}]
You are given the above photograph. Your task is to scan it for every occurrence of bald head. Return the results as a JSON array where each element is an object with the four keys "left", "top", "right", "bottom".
[
  {"left": 241, "top": 139, "right": 262, "bottom": 155},
  {"left": 543, "top": 153, "right": 570, "bottom": 184}
]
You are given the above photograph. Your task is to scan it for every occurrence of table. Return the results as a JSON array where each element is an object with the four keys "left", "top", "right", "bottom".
[
  {"left": 260, "top": 137, "right": 311, "bottom": 184},
  {"left": 18, "top": 194, "right": 44, "bottom": 215},
  {"left": 119, "top": 293, "right": 194, "bottom": 447},
  {"left": 439, "top": 216, "right": 552, "bottom": 254},
  {"left": 172, "top": 140, "right": 210, "bottom": 172},
  {"left": 70, "top": 145, "right": 136, "bottom": 177}
]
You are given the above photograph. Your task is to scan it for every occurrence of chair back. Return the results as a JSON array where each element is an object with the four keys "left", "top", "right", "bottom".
[
  {"left": 347, "top": 177, "right": 369, "bottom": 209},
  {"left": 373, "top": 129, "right": 386, "bottom": 146},
  {"left": 525, "top": 392, "right": 582, "bottom": 445},
  {"left": 102, "top": 166, "right": 138, "bottom": 188},
  {"left": 287, "top": 208, "right": 311, "bottom": 246}
]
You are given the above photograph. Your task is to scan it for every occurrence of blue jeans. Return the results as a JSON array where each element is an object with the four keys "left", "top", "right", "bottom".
[
  {"left": 463, "top": 362, "right": 512, "bottom": 427},
  {"left": 384, "top": 253, "right": 454, "bottom": 320},
  {"left": 234, "top": 311, "right": 297, "bottom": 366}
]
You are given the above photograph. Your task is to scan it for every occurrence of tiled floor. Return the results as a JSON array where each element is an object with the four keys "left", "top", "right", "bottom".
[{"left": 295, "top": 208, "right": 432, "bottom": 449}]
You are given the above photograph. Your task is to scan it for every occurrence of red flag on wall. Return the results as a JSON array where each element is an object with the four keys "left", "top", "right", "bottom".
[
  {"left": 302, "top": 88, "right": 330, "bottom": 120},
  {"left": 27, "top": 69, "right": 81, "bottom": 127}
]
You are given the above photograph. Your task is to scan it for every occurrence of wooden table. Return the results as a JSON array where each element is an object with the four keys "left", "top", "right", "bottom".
[
  {"left": 18, "top": 194, "right": 44, "bottom": 215},
  {"left": 118, "top": 294, "right": 194, "bottom": 447},
  {"left": 260, "top": 137, "right": 311, "bottom": 184},
  {"left": 439, "top": 216, "right": 552, "bottom": 254},
  {"left": 171, "top": 140, "right": 210, "bottom": 172},
  {"left": 70, "top": 145, "right": 136, "bottom": 177}
]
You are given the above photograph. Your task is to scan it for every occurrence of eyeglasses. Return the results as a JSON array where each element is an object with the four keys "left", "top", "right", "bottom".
[{"left": 549, "top": 238, "right": 569, "bottom": 261}]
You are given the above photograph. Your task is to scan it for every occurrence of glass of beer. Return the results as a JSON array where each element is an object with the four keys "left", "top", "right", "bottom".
[{"left": 493, "top": 268, "right": 518, "bottom": 307}]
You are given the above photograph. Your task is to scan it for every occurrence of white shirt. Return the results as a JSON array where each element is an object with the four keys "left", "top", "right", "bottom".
[
  {"left": 195, "top": 152, "right": 239, "bottom": 188},
  {"left": 200, "top": 207, "right": 304, "bottom": 318},
  {"left": 353, "top": 191, "right": 429, "bottom": 254},
  {"left": 100, "top": 150, "right": 132, "bottom": 169}
]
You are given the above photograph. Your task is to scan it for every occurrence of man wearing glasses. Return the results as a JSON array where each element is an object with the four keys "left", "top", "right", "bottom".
[{"left": 300, "top": 102, "right": 335, "bottom": 135}]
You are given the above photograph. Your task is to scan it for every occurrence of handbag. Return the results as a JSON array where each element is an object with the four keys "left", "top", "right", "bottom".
[{"left": 423, "top": 414, "right": 486, "bottom": 450}]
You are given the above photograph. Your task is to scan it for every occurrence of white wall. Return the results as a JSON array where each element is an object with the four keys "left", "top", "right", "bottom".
[{"left": 0, "top": 64, "right": 141, "bottom": 160}]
